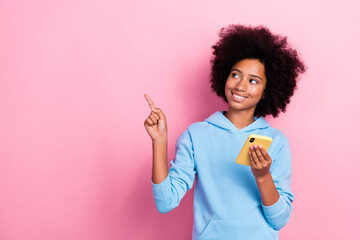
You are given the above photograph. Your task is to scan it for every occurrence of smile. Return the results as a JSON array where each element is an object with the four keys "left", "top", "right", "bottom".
[{"left": 231, "top": 92, "right": 248, "bottom": 102}]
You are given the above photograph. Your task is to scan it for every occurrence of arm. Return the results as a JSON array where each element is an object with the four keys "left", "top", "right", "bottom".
[
  {"left": 151, "top": 129, "right": 195, "bottom": 213},
  {"left": 249, "top": 144, "right": 294, "bottom": 230},
  {"left": 249, "top": 145, "right": 279, "bottom": 206},
  {"left": 144, "top": 94, "right": 196, "bottom": 213},
  {"left": 152, "top": 138, "right": 168, "bottom": 184},
  {"left": 144, "top": 94, "right": 169, "bottom": 184}
]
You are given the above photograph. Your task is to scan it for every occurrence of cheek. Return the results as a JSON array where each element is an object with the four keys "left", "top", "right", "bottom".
[
  {"left": 224, "top": 81, "right": 232, "bottom": 101},
  {"left": 224, "top": 79, "right": 231, "bottom": 92},
  {"left": 249, "top": 86, "right": 265, "bottom": 98}
]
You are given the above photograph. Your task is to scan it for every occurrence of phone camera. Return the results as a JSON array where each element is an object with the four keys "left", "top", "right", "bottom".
[{"left": 249, "top": 138, "right": 255, "bottom": 143}]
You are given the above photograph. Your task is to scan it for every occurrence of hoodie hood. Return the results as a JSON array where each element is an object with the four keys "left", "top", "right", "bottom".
[{"left": 205, "top": 111, "right": 270, "bottom": 133}]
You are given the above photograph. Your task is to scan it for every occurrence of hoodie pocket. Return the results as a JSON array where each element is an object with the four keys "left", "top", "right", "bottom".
[{"left": 197, "top": 219, "right": 274, "bottom": 240}]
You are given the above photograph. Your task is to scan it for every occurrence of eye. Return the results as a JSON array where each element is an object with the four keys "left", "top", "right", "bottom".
[
  {"left": 250, "top": 79, "right": 258, "bottom": 84},
  {"left": 231, "top": 73, "right": 239, "bottom": 78}
]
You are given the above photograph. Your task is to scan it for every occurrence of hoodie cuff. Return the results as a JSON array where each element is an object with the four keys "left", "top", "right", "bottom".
[
  {"left": 151, "top": 174, "right": 171, "bottom": 200},
  {"left": 262, "top": 196, "right": 286, "bottom": 219}
]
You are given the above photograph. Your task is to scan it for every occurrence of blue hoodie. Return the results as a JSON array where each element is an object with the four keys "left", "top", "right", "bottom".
[{"left": 152, "top": 111, "right": 294, "bottom": 240}]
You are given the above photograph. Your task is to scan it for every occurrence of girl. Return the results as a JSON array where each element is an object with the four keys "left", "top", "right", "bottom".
[{"left": 144, "top": 24, "right": 306, "bottom": 240}]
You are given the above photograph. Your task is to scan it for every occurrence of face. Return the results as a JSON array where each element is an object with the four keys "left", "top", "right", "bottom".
[{"left": 224, "top": 58, "right": 267, "bottom": 114}]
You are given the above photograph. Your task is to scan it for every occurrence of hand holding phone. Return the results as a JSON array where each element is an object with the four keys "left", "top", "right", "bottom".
[{"left": 236, "top": 134, "right": 273, "bottom": 166}]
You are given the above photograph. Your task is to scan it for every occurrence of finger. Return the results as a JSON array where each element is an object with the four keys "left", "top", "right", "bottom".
[
  {"left": 150, "top": 111, "right": 160, "bottom": 121},
  {"left": 153, "top": 108, "right": 166, "bottom": 121},
  {"left": 254, "top": 145, "right": 267, "bottom": 164},
  {"left": 250, "top": 145, "right": 261, "bottom": 166},
  {"left": 145, "top": 118, "right": 154, "bottom": 126},
  {"left": 149, "top": 115, "right": 158, "bottom": 124},
  {"left": 259, "top": 145, "right": 271, "bottom": 162},
  {"left": 249, "top": 150, "right": 256, "bottom": 167},
  {"left": 144, "top": 94, "right": 156, "bottom": 109}
]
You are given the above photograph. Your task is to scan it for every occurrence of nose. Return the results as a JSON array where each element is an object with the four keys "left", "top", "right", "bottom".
[{"left": 235, "top": 79, "right": 247, "bottom": 92}]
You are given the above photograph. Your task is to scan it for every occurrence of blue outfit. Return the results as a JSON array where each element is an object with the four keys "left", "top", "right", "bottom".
[{"left": 152, "top": 111, "right": 294, "bottom": 240}]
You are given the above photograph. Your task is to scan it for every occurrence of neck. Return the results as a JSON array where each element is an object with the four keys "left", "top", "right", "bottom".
[{"left": 224, "top": 109, "right": 255, "bottom": 130}]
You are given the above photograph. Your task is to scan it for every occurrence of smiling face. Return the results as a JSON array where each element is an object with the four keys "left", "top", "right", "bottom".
[{"left": 225, "top": 58, "right": 267, "bottom": 115}]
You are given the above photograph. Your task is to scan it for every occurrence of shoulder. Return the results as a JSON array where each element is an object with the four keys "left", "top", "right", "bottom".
[
  {"left": 188, "top": 121, "right": 208, "bottom": 130},
  {"left": 259, "top": 122, "right": 290, "bottom": 149},
  {"left": 174, "top": 121, "right": 210, "bottom": 149},
  {"left": 260, "top": 124, "right": 292, "bottom": 168},
  {"left": 176, "top": 120, "right": 209, "bottom": 138},
  {"left": 265, "top": 127, "right": 289, "bottom": 143},
  {"left": 175, "top": 119, "right": 215, "bottom": 145},
  {"left": 186, "top": 120, "right": 213, "bottom": 136}
]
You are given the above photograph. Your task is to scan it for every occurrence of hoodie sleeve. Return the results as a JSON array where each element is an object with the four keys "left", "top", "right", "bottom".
[
  {"left": 151, "top": 129, "right": 196, "bottom": 213},
  {"left": 262, "top": 139, "right": 294, "bottom": 230}
]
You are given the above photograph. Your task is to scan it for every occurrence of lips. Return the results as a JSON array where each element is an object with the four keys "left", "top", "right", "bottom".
[{"left": 231, "top": 92, "right": 248, "bottom": 103}]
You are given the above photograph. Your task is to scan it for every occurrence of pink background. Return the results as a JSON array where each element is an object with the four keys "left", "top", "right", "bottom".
[{"left": 1, "top": 0, "right": 359, "bottom": 239}]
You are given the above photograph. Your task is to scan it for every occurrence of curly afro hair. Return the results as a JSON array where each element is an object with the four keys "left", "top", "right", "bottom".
[{"left": 210, "top": 24, "right": 306, "bottom": 118}]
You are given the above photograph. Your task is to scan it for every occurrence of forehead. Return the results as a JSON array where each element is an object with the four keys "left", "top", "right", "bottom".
[{"left": 232, "top": 59, "right": 266, "bottom": 76}]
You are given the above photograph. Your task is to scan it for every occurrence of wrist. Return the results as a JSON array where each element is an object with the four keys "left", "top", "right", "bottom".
[
  {"left": 255, "top": 171, "right": 272, "bottom": 184},
  {"left": 152, "top": 136, "right": 168, "bottom": 145}
]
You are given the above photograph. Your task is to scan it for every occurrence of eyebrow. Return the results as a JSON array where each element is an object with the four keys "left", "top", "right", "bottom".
[{"left": 232, "top": 69, "right": 264, "bottom": 81}]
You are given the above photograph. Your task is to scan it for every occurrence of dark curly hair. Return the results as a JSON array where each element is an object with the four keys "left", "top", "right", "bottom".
[{"left": 210, "top": 24, "right": 306, "bottom": 118}]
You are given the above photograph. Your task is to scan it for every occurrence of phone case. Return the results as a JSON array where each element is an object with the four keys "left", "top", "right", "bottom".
[{"left": 236, "top": 134, "right": 273, "bottom": 166}]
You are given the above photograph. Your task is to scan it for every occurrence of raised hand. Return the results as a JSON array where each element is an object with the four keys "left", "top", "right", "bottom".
[{"left": 144, "top": 94, "right": 168, "bottom": 142}]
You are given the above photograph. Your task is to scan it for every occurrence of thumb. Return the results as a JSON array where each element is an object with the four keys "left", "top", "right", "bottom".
[{"left": 152, "top": 108, "right": 166, "bottom": 120}]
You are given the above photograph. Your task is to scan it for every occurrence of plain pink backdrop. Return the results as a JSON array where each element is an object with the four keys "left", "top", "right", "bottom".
[{"left": 1, "top": 0, "right": 359, "bottom": 239}]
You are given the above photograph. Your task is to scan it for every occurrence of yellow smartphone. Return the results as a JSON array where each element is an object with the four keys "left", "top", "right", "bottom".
[{"left": 236, "top": 134, "right": 273, "bottom": 166}]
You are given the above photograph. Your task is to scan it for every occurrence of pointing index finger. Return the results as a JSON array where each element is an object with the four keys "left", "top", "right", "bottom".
[{"left": 144, "top": 94, "right": 156, "bottom": 109}]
